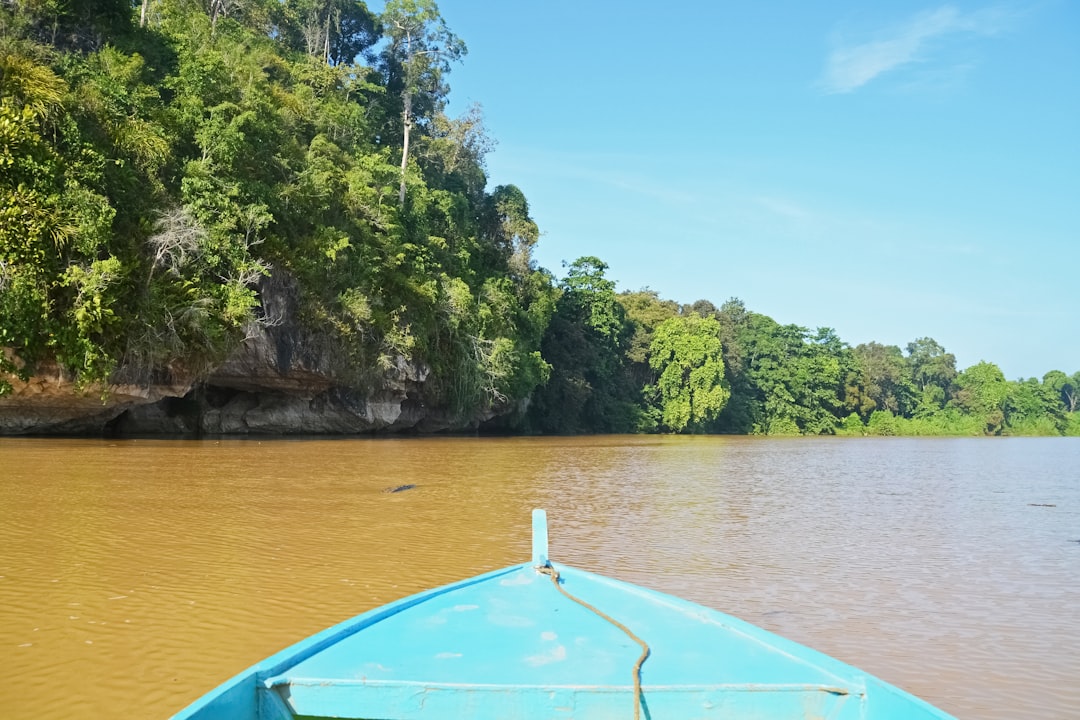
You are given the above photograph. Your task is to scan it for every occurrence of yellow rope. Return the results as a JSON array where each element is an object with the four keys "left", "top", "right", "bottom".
[{"left": 537, "top": 564, "right": 650, "bottom": 720}]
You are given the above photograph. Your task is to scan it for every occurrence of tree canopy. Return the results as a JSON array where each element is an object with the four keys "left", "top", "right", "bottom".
[
  {"left": 1, "top": 0, "right": 1076, "bottom": 438},
  {"left": 647, "top": 313, "right": 729, "bottom": 433}
]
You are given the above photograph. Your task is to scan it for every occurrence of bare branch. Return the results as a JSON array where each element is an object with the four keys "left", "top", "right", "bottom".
[{"left": 146, "top": 207, "right": 206, "bottom": 285}]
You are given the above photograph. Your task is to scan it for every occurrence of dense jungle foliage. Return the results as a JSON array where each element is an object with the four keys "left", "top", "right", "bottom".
[
  {"left": 0, "top": 0, "right": 554, "bottom": 420},
  {"left": 1, "top": 0, "right": 1076, "bottom": 436}
]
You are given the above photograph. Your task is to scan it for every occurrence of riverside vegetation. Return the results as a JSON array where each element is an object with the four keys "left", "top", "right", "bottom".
[{"left": 1, "top": 0, "right": 1077, "bottom": 437}]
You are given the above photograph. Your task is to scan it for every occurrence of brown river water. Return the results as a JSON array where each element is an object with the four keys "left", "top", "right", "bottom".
[{"left": 1, "top": 436, "right": 1077, "bottom": 719}]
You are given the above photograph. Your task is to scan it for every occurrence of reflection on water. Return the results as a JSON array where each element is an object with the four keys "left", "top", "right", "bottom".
[{"left": 1, "top": 436, "right": 1077, "bottom": 719}]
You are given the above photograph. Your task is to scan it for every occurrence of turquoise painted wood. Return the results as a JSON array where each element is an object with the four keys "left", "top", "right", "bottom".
[{"left": 173, "top": 509, "right": 957, "bottom": 719}]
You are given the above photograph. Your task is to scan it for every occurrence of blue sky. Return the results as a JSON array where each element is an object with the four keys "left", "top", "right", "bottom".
[{"left": 426, "top": 1, "right": 1077, "bottom": 380}]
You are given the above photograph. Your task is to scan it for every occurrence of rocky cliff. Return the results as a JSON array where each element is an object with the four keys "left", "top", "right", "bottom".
[{"left": 0, "top": 273, "right": 498, "bottom": 436}]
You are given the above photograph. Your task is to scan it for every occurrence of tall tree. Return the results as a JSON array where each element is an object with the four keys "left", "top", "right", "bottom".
[
  {"left": 559, "top": 256, "right": 624, "bottom": 343},
  {"left": 647, "top": 313, "right": 729, "bottom": 433},
  {"left": 479, "top": 184, "right": 538, "bottom": 278},
  {"left": 14, "top": 0, "right": 131, "bottom": 48},
  {"left": 380, "top": 0, "right": 464, "bottom": 204},
  {"left": 848, "top": 342, "right": 916, "bottom": 419},
  {"left": 952, "top": 361, "right": 1009, "bottom": 434},
  {"left": 713, "top": 298, "right": 756, "bottom": 432},
  {"left": 527, "top": 257, "right": 635, "bottom": 433},
  {"left": 1004, "top": 376, "right": 1066, "bottom": 434},
  {"left": 618, "top": 289, "right": 679, "bottom": 390},
  {"left": 715, "top": 314, "right": 850, "bottom": 435},
  {"left": 419, "top": 102, "right": 493, "bottom": 201},
  {"left": 285, "top": 0, "right": 379, "bottom": 64},
  {"left": 906, "top": 337, "right": 957, "bottom": 416},
  {"left": 1043, "top": 370, "right": 1080, "bottom": 414},
  {"left": 798, "top": 327, "right": 853, "bottom": 434}
]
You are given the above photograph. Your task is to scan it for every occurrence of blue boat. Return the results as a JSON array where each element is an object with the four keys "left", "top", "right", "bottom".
[{"left": 173, "top": 510, "right": 956, "bottom": 719}]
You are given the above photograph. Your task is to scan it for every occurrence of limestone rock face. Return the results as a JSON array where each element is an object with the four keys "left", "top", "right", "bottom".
[
  {"left": 0, "top": 272, "right": 498, "bottom": 436},
  {"left": 110, "top": 367, "right": 446, "bottom": 436},
  {"left": 0, "top": 361, "right": 194, "bottom": 435}
]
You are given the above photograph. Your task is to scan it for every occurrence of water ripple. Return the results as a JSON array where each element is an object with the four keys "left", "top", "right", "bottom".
[{"left": 1, "top": 436, "right": 1077, "bottom": 719}]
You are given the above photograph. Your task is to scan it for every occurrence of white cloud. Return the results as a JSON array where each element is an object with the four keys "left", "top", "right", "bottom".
[
  {"left": 754, "top": 195, "right": 814, "bottom": 223},
  {"left": 821, "top": 5, "right": 1010, "bottom": 94}
]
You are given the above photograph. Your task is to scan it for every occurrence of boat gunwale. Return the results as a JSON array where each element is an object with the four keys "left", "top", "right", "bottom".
[
  {"left": 172, "top": 563, "right": 528, "bottom": 719},
  {"left": 269, "top": 677, "right": 855, "bottom": 695}
]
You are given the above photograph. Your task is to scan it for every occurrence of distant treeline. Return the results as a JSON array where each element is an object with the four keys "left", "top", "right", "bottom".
[
  {"left": 1, "top": 0, "right": 1076, "bottom": 436},
  {"left": 528, "top": 257, "right": 1080, "bottom": 437}
]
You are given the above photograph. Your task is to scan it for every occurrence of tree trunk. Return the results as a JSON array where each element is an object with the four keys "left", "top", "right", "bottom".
[
  {"left": 324, "top": 10, "right": 331, "bottom": 62},
  {"left": 398, "top": 92, "right": 412, "bottom": 205},
  {"left": 140, "top": 0, "right": 148, "bottom": 27}
]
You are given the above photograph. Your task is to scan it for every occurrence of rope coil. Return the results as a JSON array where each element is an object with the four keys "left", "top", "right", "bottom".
[{"left": 537, "top": 564, "right": 650, "bottom": 720}]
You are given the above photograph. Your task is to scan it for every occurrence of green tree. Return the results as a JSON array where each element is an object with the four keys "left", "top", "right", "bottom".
[
  {"left": 617, "top": 288, "right": 679, "bottom": 390},
  {"left": 720, "top": 313, "right": 849, "bottom": 435},
  {"left": 837, "top": 412, "right": 865, "bottom": 436},
  {"left": 14, "top": 0, "right": 131, "bottom": 49},
  {"left": 379, "top": 0, "right": 465, "bottom": 205},
  {"left": 527, "top": 257, "right": 635, "bottom": 433},
  {"left": 1004, "top": 376, "right": 1066, "bottom": 435},
  {"left": 867, "top": 409, "right": 901, "bottom": 436},
  {"left": 798, "top": 327, "right": 853, "bottom": 434},
  {"left": 647, "top": 313, "right": 729, "bottom": 433},
  {"left": 419, "top": 102, "right": 493, "bottom": 203},
  {"left": 278, "top": 0, "right": 380, "bottom": 64},
  {"left": 479, "top": 184, "right": 538, "bottom": 279},
  {"left": 1043, "top": 370, "right": 1079, "bottom": 414},
  {"left": 685, "top": 298, "right": 718, "bottom": 318},
  {"left": 558, "top": 257, "right": 623, "bottom": 342},
  {"left": 0, "top": 41, "right": 129, "bottom": 385},
  {"left": 906, "top": 337, "right": 957, "bottom": 416},
  {"left": 952, "top": 361, "right": 1009, "bottom": 435},
  {"left": 847, "top": 342, "right": 916, "bottom": 420},
  {"left": 713, "top": 298, "right": 755, "bottom": 433},
  {"left": 0, "top": 0, "right": 565, "bottom": 435}
]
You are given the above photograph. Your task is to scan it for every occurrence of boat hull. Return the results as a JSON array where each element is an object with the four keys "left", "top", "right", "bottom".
[{"left": 173, "top": 512, "right": 956, "bottom": 719}]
